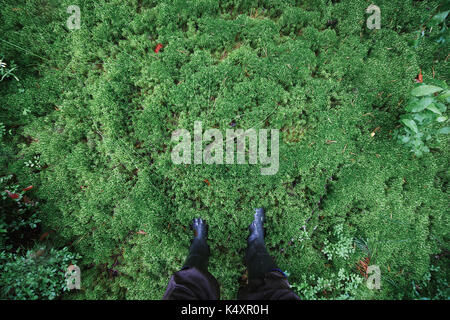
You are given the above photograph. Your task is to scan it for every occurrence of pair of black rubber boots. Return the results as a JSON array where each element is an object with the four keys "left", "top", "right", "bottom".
[{"left": 183, "top": 208, "right": 277, "bottom": 279}]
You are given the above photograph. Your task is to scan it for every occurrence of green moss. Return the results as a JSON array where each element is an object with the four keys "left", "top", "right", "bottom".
[{"left": 1, "top": 0, "right": 448, "bottom": 299}]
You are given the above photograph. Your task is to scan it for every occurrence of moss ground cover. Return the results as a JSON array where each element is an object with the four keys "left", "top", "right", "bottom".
[{"left": 0, "top": 0, "right": 448, "bottom": 299}]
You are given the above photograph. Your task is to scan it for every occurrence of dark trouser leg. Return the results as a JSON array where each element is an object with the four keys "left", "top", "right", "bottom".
[
  {"left": 163, "top": 218, "right": 220, "bottom": 300},
  {"left": 163, "top": 267, "right": 220, "bottom": 300}
]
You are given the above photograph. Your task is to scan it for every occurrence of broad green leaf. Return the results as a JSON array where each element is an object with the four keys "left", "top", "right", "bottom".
[
  {"left": 431, "top": 10, "right": 449, "bottom": 24},
  {"left": 438, "top": 127, "right": 450, "bottom": 134},
  {"left": 435, "top": 102, "right": 447, "bottom": 113},
  {"left": 411, "top": 85, "right": 443, "bottom": 97},
  {"left": 426, "top": 104, "right": 442, "bottom": 115},
  {"left": 405, "top": 97, "right": 419, "bottom": 110},
  {"left": 413, "top": 139, "right": 423, "bottom": 147},
  {"left": 401, "top": 119, "right": 418, "bottom": 133},
  {"left": 414, "top": 149, "right": 423, "bottom": 157},
  {"left": 413, "top": 113, "right": 426, "bottom": 123},
  {"left": 408, "top": 97, "right": 434, "bottom": 112},
  {"left": 438, "top": 89, "right": 450, "bottom": 98},
  {"left": 405, "top": 102, "right": 417, "bottom": 112},
  {"left": 401, "top": 136, "right": 410, "bottom": 143},
  {"left": 437, "top": 90, "right": 450, "bottom": 103}
]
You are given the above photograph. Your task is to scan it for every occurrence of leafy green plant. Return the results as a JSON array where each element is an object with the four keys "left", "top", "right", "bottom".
[
  {"left": 0, "top": 246, "right": 80, "bottom": 300},
  {"left": 413, "top": 1, "right": 449, "bottom": 48},
  {"left": 354, "top": 237, "right": 378, "bottom": 261},
  {"left": 0, "top": 55, "right": 19, "bottom": 82},
  {"left": 288, "top": 224, "right": 366, "bottom": 299},
  {"left": 395, "top": 83, "right": 449, "bottom": 157},
  {"left": 322, "top": 224, "right": 355, "bottom": 261},
  {"left": 0, "top": 175, "right": 40, "bottom": 249},
  {"left": 0, "top": 175, "right": 80, "bottom": 299},
  {"left": 411, "top": 265, "right": 450, "bottom": 300},
  {"left": 24, "top": 155, "right": 42, "bottom": 169},
  {"left": 290, "top": 268, "right": 364, "bottom": 300}
]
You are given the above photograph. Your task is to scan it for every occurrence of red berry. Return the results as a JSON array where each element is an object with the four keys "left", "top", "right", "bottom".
[{"left": 154, "top": 43, "right": 163, "bottom": 53}]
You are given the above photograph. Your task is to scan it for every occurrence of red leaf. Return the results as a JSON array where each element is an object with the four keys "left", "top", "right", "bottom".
[
  {"left": 6, "top": 190, "right": 20, "bottom": 199},
  {"left": 415, "top": 69, "right": 423, "bottom": 83},
  {"left": 22, "top": 185, "right": 33, "bottom": 192},
  {"left": 39, "top": 232, "right": 50, "bottom": 241},
  {"left": 154, "top": 43, "right": 163, "bottom": 53},
  {"left": 204, "top": 179, "right": 210, "bottom": 186}
]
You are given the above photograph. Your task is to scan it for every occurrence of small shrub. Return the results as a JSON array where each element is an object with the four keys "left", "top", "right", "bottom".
[
  {"left": 0, "top": 54, "right": 19, "bottom": 82},
  {"left": 0, "top": 175, "right": 80, "bottom": 300},
  {"left": 322, "top": 224, "right": 355, "bottom": 261},
  {"left": 290, "top": 268, "right": 364, "bottom": 300},
  {"left": 0, "top": 247, "right": 80, "bottom": 300},
  {"left": 413, "top": 1, "right": 449, "bottom": 48},
  {"left": 395, "top": 83, "right": 449, "bottom": 156},
  {"left": 411, "top": 264, "right": 450, "bottom": 300}
]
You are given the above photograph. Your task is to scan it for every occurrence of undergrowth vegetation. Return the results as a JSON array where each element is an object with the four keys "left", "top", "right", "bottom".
[{"left": 0, "top": 0, "right": 448, "bottom": 299}]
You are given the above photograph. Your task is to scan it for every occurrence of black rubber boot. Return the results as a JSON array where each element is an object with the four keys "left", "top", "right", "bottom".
[
  {"left": 183, "top": 218, "right": 210, "bottom": 272},
  {"left": 245, "top": 208, "right": 277, "bottom": 280}
]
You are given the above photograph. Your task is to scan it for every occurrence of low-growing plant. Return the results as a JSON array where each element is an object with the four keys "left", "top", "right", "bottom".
[
  {"left": 413, "top": 0, "right": 449, "bottom": 48},
  {"left": 0, "top": 175, "right": 40, "bottom": 249},
  {"left": 395, "top": 83, "right": 449, "bottom": 157},
  {"left": 24, "top": 155, "right": 42, "bottom": 169},
  {"left": 322, "top": 224, "right": 355, "bottom": 261},
  {"left": 0, "top": 246, "right": 80, "bottom": 300},
  {"left": 288, "top": 224, "right": 366, "bottom": 299},
  {"left": 354, "top": 237, "right": 378, "bottom": 261},
  {"left": 0, "top": 175, "right": 80, "bottom": 300},
  {"left": 0, "top": 55, "right": 19, "bottom": 82},
  {"left": 290, "top": 268, "right": 364, "bottom": 300},
  {"left": 411, "top": 264, "right": 450, "bottom": 300}
]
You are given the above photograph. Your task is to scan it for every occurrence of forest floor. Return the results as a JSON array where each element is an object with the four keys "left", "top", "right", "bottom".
[{"left": 0, "top": 0, "right": 448, "bottom": 299}]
